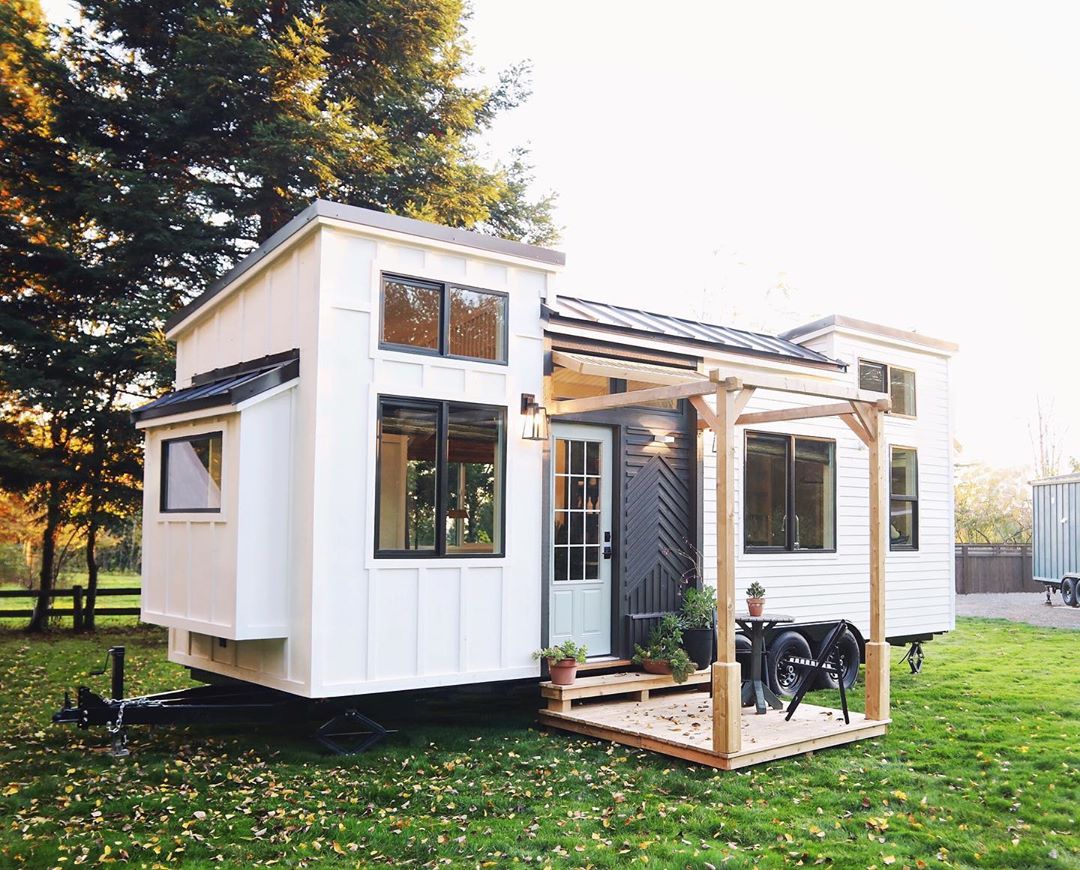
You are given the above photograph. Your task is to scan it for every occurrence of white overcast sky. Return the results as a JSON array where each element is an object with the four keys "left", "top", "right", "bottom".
[{"left": 41, "top": 0, "right": 1080, "bottom": 469}]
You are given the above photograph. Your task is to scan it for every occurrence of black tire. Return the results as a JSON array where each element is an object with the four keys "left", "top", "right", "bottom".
[
  {"left": 815, "top": 629, "right": 861, "bottom": 690},
  {"left": 1063, "top": 578, "right": 1079, "bottom": 608},
  {"left": 767, "top": 631, "right": 813, "bottom": 698},
  {"left": 735, "top": 634, "right": 752, "bottom": 681}
]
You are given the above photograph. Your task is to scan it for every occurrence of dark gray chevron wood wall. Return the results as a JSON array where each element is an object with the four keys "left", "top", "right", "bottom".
[{"left": 619, "top": 421, "right": 697, "bottom": 656}]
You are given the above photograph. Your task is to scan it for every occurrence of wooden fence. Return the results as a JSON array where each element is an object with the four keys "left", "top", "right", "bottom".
[
  {"left": 955, "top": 544, "right": 1033, "bottom": 594},
  {"left": 0, "top": 586, "right": 140, "bottom": 629}
]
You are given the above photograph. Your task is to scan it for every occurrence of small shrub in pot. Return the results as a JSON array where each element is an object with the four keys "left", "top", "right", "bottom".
[
  {"left": 632, "top": 614, "right": 696, "bottom": 683},
  {"left": 679, "top": 585, "right": 717, "bottom": 669},
  {"left": 745, "top": 581, "right": 766, "bottom": 617},
  {"left": 533, "top": 640, "right": 588, "bottom": 686}
]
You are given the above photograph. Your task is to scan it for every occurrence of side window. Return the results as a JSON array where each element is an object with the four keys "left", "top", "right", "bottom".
[
  {"left": 890, "top": 447, "right": 919, "bottom": 551},
  {"left": 380, "top": 274, "right": 508, "bottom": 363},
  {"left": 161, "top": 432, "right": 223, "bottom": 512},
  {"left": 858, "top": 359, "right": 916, "bottom": 417}
]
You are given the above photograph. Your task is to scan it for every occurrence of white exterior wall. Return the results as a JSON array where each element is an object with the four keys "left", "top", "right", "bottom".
[
  {"left": 154, "top": 232, "right": 321, "bottom": 695},
  {"left": 701, "top": 329, "right": 955, "bottom": 642},
  {"left": 306, "top": 225, "right": 553, "bottom": 696}
]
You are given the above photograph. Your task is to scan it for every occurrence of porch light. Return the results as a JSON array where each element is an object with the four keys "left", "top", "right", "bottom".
[
  {"left": 521, "top": 393, "right": 549, "bottom": 441},
  {"left": 652, "top": 433, "right": 676, "bottom": 445}
]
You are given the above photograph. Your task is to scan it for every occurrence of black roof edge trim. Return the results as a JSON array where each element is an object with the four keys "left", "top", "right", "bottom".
[
  {"left": 546, "top": 312, "right": 847, "bottom": 371},
  {"left": 132, "top": 357, "right": 300, "bottom": 423},
  {"left": 191, "top": 348, "right": 300, "bottom": 386},
  {"left": 164, "top": 200, "right": 565, "bottom": 333}
]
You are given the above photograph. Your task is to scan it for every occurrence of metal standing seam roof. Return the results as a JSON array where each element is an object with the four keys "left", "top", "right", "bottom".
[
  {"left": 132, "top": 354, "right": 300, "bottom": 422},
  {"left": 548, "top": 296, "right": 845, "bottom": 369}
]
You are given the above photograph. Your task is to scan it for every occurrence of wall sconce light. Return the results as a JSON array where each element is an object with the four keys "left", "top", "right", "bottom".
[
  {"left": 521, "top": 393, "right": 549, "bottom": 441},
  {"left": 652, "top": 433, "right": 676, "bottom": 446}
]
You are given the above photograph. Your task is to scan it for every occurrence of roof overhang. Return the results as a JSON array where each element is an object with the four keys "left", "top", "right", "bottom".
[
  {"left": 781, "top": 314, "right": 958, "bottom": 356},
  {"left": 133, "top": 350, "right": 300, "bottom": 428}
]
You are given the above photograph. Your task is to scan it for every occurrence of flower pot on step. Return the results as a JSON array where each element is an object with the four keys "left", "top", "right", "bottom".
[
  {"left": 682, "top": 627, "right": 714, "bottom": 671},
  {"left": 547, "top": 658, "right": 579, "bottom": 686},
  {"left": 640, "top": 658, "right": 673, "bottom": 675}
]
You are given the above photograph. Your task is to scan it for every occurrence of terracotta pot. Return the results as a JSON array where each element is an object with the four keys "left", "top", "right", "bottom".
[
  {"left": 548, "top": 658, "right": 579, "bottom": 686},
  {"left": 640, "top": 658, "right": 672, "bottom": 675},
  {"left": 747, "top": 597, "right": 765, "bottom": 617}
]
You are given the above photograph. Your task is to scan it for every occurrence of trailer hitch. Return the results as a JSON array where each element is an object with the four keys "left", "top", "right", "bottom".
[{"left": 53, "top": 645, "right": 393, "bottom": 758}]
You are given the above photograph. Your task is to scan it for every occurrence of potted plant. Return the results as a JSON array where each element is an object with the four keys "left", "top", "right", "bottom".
[
  {"left": 745, "top": 581, "right": 766, "bottom": 617},
  {"left": 632, "top": 614, "right": 696, "bottom": 683},
  {"left": 533, "top": 640, "right": 588, "bottom": 686},
  {"left": 679, "top": 585, "right": 717, "bottom": 670}
]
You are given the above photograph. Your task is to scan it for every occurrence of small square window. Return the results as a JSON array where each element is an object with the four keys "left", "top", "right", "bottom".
[
  {"left": 449, "top": 286, "right": 506, "bottom": 361},
  {"left": 162, "top": 433, "right": 222, "bottom": 512},
  {"left": 858, "top": 361, "right": 887, "bottom": 393},
  {"left": 381, "top": 277, "right": 441, "bottom": 351},
  {"left": 859, "top": 360, "right": 917, "bottom": 417}
]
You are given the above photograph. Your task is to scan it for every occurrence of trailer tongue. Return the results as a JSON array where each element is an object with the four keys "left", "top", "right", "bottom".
[{"left": 53, "top": 646, "right": 391, "bottom": 757}]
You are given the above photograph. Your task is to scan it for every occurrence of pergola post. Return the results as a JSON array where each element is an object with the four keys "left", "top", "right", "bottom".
[
  {"left": 865, "top": 405, "right": 890, "bottom": 721},
  {"left": 711, "top": 380, "right": 741, "bottom": 755}
]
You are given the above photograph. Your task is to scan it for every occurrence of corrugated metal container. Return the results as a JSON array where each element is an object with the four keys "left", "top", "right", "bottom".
[{"left": 1031, "top": 473, "right": 1080, "bottom": 584}]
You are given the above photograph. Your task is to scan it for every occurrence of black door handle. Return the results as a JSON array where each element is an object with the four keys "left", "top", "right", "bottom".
[{"left": 603, "top": 545, "right": 612, "bottom": 560}]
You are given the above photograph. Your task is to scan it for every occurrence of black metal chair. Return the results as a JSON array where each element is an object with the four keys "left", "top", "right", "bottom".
[{"left": 783, "top": 619, "right": 851, "bottom": 725}]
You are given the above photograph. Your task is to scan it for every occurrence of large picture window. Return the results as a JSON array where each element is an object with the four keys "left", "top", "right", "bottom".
[
  {"left": 161, "top": 432, "right": 223, "bottom": 513},
  {"left": 380, "top": 274, "right": 507, "bottom": 363},
  {"left": 858, "top": 359, "right": 917, "bottom": 417},
  {"left": 744, "top": 432, "right": 836, "bottom": 552},
  {"left": 890, "top": 447, "right": 919, "bottom": 551},
  {"left": 376, "top": 397, "right": 505, "bottom": 557}
]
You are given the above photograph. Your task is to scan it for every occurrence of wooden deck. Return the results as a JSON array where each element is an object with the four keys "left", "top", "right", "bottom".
[{"left": 539, "top": 690, "right": 889, "bottom": 770}]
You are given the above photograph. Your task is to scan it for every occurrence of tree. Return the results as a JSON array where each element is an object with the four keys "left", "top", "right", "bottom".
[
  {"left": 954, "top": 463, "right": 1032, "bottom": 545},
  {"left": 1030, "top": 395, "right": 1065, "bottom": 480}
]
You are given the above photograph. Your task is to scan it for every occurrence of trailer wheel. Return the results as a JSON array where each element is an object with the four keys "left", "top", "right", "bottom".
[
  {"left": 767, "top": 631, "right": 813, "bottom": 698},
  {"left": 1063, "top": 578, "right": 1079, "bottom": 608},
  {"left": 815, "top": 629, "right": 861, "bottom": 690}
]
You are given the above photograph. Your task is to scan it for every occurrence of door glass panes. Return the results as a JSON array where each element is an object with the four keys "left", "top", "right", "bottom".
[
  {"left": 382, "top": 277, "right": 441, "bottom": 350},
  {"left": 890, "top": 368, "right": 916, "bottom": 416},
  {"left": 553, "top": 437, "right": 603, "bottom": 581},
  {"left": 793, "top": 438, "right": 835, "bottom": 550},
  {"left": 377, "top": 402, "right": 438, "bottom": 550},
  {"left": 745, "top": 433, "right": 788, "bottom": 548}
]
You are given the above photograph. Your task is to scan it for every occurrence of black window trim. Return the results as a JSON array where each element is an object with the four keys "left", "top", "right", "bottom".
[
  {"left": 889, "top": 445, "right": 919, "bottom": 552},
  {"left": 378, "top": 272, "right": 510, "bottom": 366},
  {"left": 160, "top": 430, "right": 224, "bottom": 514},
  {"left": 374, "top": 395, "right": 508, "bottom": 559},
  {"left": 742, "top": 430, "right": 838, "bottom": 554},
  {"left": 857, "top": 357, "right": 917, "bottom": 419}
]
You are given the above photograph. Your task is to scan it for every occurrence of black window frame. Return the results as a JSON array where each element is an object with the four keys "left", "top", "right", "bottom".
[
  {"left": 379, "top": 273, "right": 510, "bottom": 365},
  {"left": 374, "top": 395, "right": 507, "bottom": 559},
  {"left": 160, "top": 431, "right": 224, "bottom": 514},
  {"left": 889, "top": 446, "right": 919, "bottom": 552},
  {"left": 858, "top": 358, "right": 917, "bottom": 418},
  {"left": 743, "top": 430, "right": 837, "bottom": 554}
]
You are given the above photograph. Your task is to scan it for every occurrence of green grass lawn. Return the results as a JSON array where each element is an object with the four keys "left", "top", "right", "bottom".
[
  {"left": 0, "top": 618, "right": 1077, "bottom": 869},
  {"left": 0, "top": 571, "right": 141, "bottom": 629}
]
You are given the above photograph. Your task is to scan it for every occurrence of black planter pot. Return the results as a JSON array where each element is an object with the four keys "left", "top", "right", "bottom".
[{"left": 682, "top": 627, "right": 715, "bottom": 671}]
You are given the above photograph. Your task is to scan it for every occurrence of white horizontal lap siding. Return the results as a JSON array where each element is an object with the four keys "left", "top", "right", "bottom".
[
  {"left": 701, "top": 331, "right": 955, "bottom": 641},
  {"left": 309, "top": 227, "right": 550, "bottom": 696}
]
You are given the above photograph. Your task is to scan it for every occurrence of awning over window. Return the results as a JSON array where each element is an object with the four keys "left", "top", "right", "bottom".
[
  {"left": 551, "top": 350, "right": 705, "bottom": 386},
  {"left": 133, "top": 351, "right": 299, "bottom": 424}
]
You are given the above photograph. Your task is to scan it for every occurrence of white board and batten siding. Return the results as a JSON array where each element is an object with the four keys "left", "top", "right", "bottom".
[
  {"left": 148, "top": 219, "right": 558, "bottom": 698},
  {"left": 701, "top": 325, "right": 956, "bottom": 642}
]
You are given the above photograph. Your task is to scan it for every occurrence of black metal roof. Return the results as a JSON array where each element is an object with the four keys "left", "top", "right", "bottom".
[
  {"left": 548, "top": 297, "right": 844, "bottom": 369},
  {"left": 165, "top": 200, "right": 566, "bottom": 333},
  {"left": 133, "top": 351, "right": 300, "bottom": 422}
]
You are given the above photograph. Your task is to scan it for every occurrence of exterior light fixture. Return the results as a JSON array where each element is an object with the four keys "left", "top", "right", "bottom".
[
  {"left": 521, "top": 393, "right": 548, "bottom": 441},
  {"left": 652, "top": 433, "right": 676, "bottom": 446}
]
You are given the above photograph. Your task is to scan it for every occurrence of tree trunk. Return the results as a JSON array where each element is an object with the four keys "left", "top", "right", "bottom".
[
  {"left": 84, "top": 515, "right": 98, "bottom": 632},
  {"left": 28, "top": 479, "right": 61, "bottom": 633}
]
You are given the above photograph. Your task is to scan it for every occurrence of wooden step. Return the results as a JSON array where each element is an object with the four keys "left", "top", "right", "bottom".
[
  {"left": 576, "top": 657, "right": 633, "bottom": 673},
  {"left": 540, "top": 669, "right": 710, "bottom": 713}
]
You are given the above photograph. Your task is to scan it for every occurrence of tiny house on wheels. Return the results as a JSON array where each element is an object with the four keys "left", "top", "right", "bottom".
[
  {"left": 1032, "top": 473, "right": 1080, "bottom": 606},
  {"left": 63, "top": 201, "right": 959, "bottom": 763}
]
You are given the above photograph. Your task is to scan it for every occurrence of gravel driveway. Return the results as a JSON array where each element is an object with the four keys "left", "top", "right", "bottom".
[{"left": 956, "top": 592, "right": 1080, "bottom": 630}]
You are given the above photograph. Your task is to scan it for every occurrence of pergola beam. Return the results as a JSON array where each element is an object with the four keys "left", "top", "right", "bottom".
[
  {"left": 708, "top": 368, "right": 886, "bottom": 405},
  {"left": 547, "top": 378, "right": 717, "bottom": 416},
  {"left": 733, "top": 401, "right": 856, "bottom": 427}
]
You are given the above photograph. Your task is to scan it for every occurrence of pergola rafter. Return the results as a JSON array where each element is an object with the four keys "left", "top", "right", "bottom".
[{"left": 546, "top": 358, "right": 892, "bottom": 758}]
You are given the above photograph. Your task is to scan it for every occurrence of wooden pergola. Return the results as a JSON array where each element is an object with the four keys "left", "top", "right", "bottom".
[{"left": 545, "top": 358, "right": 891, "bottom": 762}]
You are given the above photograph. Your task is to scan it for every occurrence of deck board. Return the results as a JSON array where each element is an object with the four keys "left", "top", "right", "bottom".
[{"left": 539, "top": 693, "right": 888, "bottom": 770}]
